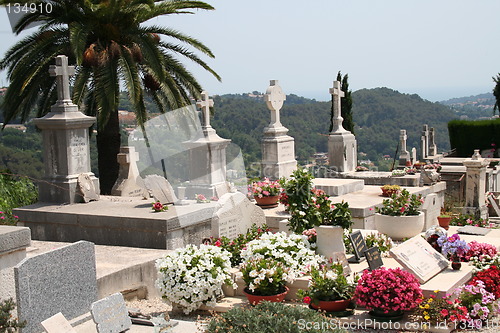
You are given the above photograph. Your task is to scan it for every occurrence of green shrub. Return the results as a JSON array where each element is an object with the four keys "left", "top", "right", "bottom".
[
  {"left": 448, "top": 119, "right": 500, "bottom": 157},
  {"left": 0, "top": 298, "right": 26, "bottom": 332},
  {"left": 205, "top": 301, "right": 347, "bottom": 333},
  {"left": 0, "top": 171, "right": 37, "bottom": 226}
]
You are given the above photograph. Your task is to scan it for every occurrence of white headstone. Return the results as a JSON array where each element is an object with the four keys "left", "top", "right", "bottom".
[
  {"left": 399, "top": 129, "right": 410, "bottom": 166},
  {"left": 111, "top": 146, "right": 148, "bottom": 197},
  {"left": 91, "top": 293, "right": 132, "bottom": 333},
  {"left": 261, "top": 80, "right": 297, "bottom": 180},
  {"left": 421, "top": 124, "right": 429, "bottom": 159},
  {"left": 429, "top": 127, "right": 437, "bottom": 156},
  {"left": 211, "top": 192, "right": 266, "bottom": 239},
  {"left": 41, "top": 312, "right": 76, "bottom": 333},
  {"left": 411, "top": 147, "right": 417, "bottom": 164},
  {"left": 390, "top": 235, "right": 449, "bottom": 283},
  {"left": 144, "top": 175, "right": 178, "bottom": 204},
  {"left": 78, "top": 173, "right": 100, "bottom": 202}
]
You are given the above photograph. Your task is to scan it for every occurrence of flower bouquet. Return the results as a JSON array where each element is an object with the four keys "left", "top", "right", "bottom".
[
  {"left": 297, "top": 262, "right": 355, "bottom": 312},
  {"left": 195, "top": 194, "right": 210, "bottom": 203},
  {"left": 152, "top": 201, "right": 168, "bottom": 212},
  {"left": 411, "top": 290, "right": 468, "bottom": 326},
  {"left": 437, "top": 234, "right": 469, "bottom": 268},
  {"left": 354, "top": 267, "right": 422, "bottom": 316},
  {"left": 156, "top": 244, "right": 236, "bottom": 314}
]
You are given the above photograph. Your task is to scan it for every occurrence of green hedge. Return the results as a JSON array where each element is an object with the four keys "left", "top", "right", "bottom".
[{"left": 448, "top": 119, "right": 500, "bottom": 157}]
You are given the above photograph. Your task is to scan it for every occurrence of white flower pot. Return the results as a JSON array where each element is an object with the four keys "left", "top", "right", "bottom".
[
  {"left": 374, "top": 212, "right": 425, "bottom": 240},
  {"left": 316, "top": 225, "right": 345, "bottom": 258}
]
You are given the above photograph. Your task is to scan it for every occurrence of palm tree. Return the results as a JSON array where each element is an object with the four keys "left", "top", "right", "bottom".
[
  {"left": 0, "top": 0, "right": 220, "bottom": 194},
  {"left": 494, "top": 74, "right": 500, "bottom": 116}
]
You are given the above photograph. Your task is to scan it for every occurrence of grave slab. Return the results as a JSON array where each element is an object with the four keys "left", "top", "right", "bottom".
[
  {"left": 91, "top": 293, "right": 132, "bottom": 333},
  {"left": 312, "top": 178, "right": 364, "bottom": 196},
  {"left": 41, "top": 312, "right": 77, "bottom": 333}
]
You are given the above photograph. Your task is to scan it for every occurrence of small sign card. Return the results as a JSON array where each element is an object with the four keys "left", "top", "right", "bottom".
[
  {"left": 331, "top": 252, "right": 352, "bottom": 276},
  {"left": 348, "top": 231, "right": 368, "bottom": 263},
  {"left": 390, "top": 235, "right": 449, "bottom": 284},
  {"left": 364, "top": 247, "right": 384, "bottom": 271}
]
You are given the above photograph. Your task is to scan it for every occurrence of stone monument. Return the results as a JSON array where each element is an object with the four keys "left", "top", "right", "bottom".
[
  {"left": 429, "top": 127, "right": 437, "bottom": 156},
  {"left": 34, "top": 55, "right": 98, "bottom": 204},
  {"left": 261, "top": 80, "right": 297, "bottom": 180},
  {"left": 398, "top": 129, "right": 410, "bottom": 166},
  {"left": 111, "top": 146, "right": 147, "bottom": 197},
  {"left": 463, "top": 150, "right": 489, "bottom": 219},
  {"left": 328, "top": 81, "right": 357, "bottom": 172},
  {"left": 420, "top": 124, "right": 429, "bottom": 160},
  {"left": 184, "top": 91, "right": 231, "bottom": 198}
]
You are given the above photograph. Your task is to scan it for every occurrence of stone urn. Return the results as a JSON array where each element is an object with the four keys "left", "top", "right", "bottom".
[
  {"left": 316, "top": 225, "right": 345, "bottom": 258},
  {"left": 374, "top": 212, "right": 425, "bottom": 240}
]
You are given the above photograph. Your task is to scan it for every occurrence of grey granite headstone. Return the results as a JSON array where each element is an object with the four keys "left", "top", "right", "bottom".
[
  {"left": 14, "top": 241, "right": 97, "bottom": 333},
  {"left": 211, "top": 192, "right": 266, "bottom": 239},
  {"left": 144, "top": 174, "right": 178, "bottom": 204},
  {"left": 91, "top": 293, "right": 132, "bottom": 333},
  {"left": 78, "top": 173, "right": 100, "bottom": 202}
]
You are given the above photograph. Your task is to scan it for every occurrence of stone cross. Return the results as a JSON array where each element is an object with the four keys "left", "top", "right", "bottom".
[
  {"left": 399, "top": 129, "right": 410, "bottom": 165},
  {"left": 411, "top": 147, "right": 417, "bottom": 164},
  {"left": 264, "top": 80, "right": 286, "bottom": 128},
  {"left": 196, "top": 91, "right": 214, "bottom": 128},
  {"left": 421, "top": 124, "right": 429, "bottom": 159},
  {"left": 49, "top": 55, "right": 75, "bottom": 104},
  {"left": 329, "top": 80, "right": 346, "bottom": 133},
  {"left": 429, "top": 127, "right": 437, "bottom": 156}
]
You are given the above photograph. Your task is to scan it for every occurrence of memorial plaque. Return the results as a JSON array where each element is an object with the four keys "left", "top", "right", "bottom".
[
  {"left": 41, "top": 312, "right": 76, "bottom": 333},
  {"left": 91, "top": 293, "right": 132, "bottom": 333},
  {"left": 457, "top": 226, "right": 491, "bottom": 236},
  {"left": 364, "top": 247, "right": 383, "bottom": 271},
  {"left": 390, "top": 235, "right": 449, "bottom": 283},
  {"left": 348, "top": 231, "right": 368, "bottom": 263},
  {"left": 331, "top": 252, "right": 352, "bottom": 276}
]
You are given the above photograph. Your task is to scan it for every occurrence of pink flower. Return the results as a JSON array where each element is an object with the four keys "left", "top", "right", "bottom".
[
  {"left": 441, "top": 309, "right": 449, "bottom": 317},
  {"left": 214, "top": 239, "right": 222, "bottom": 247},
  {"left": 303, "top": 296, "right": 311, "bottom": 304},
  {"left": 262, "top": 190, "right": 270, "bottom": 196},
  {"left": 400, "top": 206, "right": 406, "bottom": 213}
]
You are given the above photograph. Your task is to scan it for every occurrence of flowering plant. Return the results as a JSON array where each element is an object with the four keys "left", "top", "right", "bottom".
[
  {"left": 355, "top": 165, "right": 369, "bottom": 172},
  {"left": 463, "top": 241, "right": 498, "bottom": 262},
  {"left": 365, "top": 232, "right": 394, "bottom": 257},
  {"left": 437, "top": 234, "right": 469, "bottom": 260},
  {"left": 404, "top": 167, "right": 417, "bottom": 175},
  {"left": 391, "top": 169, "right": 406, "bottom": 177},
  {"left": 206, "top": 224, "right": 271, "bottom": 266},
  {"left": 425, "top": 225, "right": 448, "bottom": 253},
  {"left": 302, "top": 228, "right": 317, "bottom": 244},
  {"left": 376, "top": 189, "right": 423, "bottom": 216},
  {"left": 250, "top": 178, "right": 281, "bottom": 198},
  {"left": 241, "top": 232, "right": 324, "bottom": 280},
  {"left": 411, "top": 290, "right": 468, "bottom": 325},
  {"left": 423, "top": 163, "right": 442, "bottom": 172},
  {"left": 354, "top": 267, "right": 422, "bottom": 313},
  {"left": 297, "top": 262, "right": 355, "bottom": 305},
  {"left": 470, "top": 253, "right": 500, "bottom": 272},
  {"left": 469, "top": 266, "right": 500, "bottom": 299},
  {"left": 240, "top": 257, "right": 291, "bottom": 295},
  {"left": 0, "top": 210, "right": 19, "bottom": 225},
  {"left": 152, "top": 201, "right": 168, "bottom": 212},
  {"left": 450, "top": 214, "right": 492, "bottom": 228},
  {"left": 195, "top": 194, "right": 210, "bottom": 203},
  {"left": 380, "top": 184, "right": 401, "bottom": 197},
  {"left": 156, "top": 244, "right": 236, "bottom": 314},
  {"left": 453, "top": 280, "right": 500, "bottom": 329}
]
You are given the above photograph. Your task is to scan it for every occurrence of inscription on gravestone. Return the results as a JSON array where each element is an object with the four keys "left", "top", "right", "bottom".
[
  {"left": 390, "top": 235, "right": 449, "bottom": 283},
  {"left": 91, "top": 293, "right": 132, "bottom": 333},
  {"left": 348, "top": 231, "right": 368, "bottom": 263},
  {"left": 364, "top": 247, "right": 383, "bottom": 271}
]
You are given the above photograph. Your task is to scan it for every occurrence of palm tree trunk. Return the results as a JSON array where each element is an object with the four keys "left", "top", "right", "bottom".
[{"left": 96, "top": 109, "right": 121, "bottom": 194}]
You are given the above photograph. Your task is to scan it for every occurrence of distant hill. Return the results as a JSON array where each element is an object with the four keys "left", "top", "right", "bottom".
[
  {"left": 211, "top": 88, "right": 455, "bottom": 172},
  {"left": 439, "top": 92, "right": 495, "bottom": 119}
]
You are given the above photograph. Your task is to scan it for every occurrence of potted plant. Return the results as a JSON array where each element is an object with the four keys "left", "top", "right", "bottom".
[
  {"left": 437, "top": 233, "right": 469, "bottom": 270},
  {"left": 411, "top": 290, "right": 468, "bottom": 328},
  {"left": 452, "top": 281, "right": 499, "bottom": 329},
  {"left": 380, "top": 184, "right": 401, "bottom": 197},
  {"left": 374, "top": 189, "right": 425, "bottom": 240},
  {"left": 315, "top": 199, "right": 353, "bottom": 256},
  {"left": 437, "top": 213, "right": 452, "bottom": 230},
  {"left": 250, "top": 178, "right": 282, "bottom": 207},
  {"left": 354, "top": 267, "right": 422, "bottom": 320},
  {"left": 297, "top": 262, "right": 355, "bottom": 312},
  {"left": 240, "top": 257, "right": 292, "bottom": 305}
]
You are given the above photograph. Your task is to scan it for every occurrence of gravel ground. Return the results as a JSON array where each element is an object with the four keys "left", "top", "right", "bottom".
[{"left": 126, "top": 298, "right": 499, "bottom": 333}]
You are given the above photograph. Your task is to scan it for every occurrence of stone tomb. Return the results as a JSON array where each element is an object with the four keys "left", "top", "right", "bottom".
[
  {"left": 211, "top": 192, "right": 266, "bottom": 239},
  {"left": 312, "top": 178, "right": 364, "bottom": 196},
  {"left": 91, "top": 293, "right": 132, "bottom": 333},
  {"left": 390, "top": 235, "right": 449, "bottom": 284},
  {"left": 14, "top": 241, "right": 97, "bottom": 333}
]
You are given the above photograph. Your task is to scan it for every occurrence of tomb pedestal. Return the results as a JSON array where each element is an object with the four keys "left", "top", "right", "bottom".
[
  {"left": 463, "top": 150, "right": 489, "bottom": 219},
  {"left": 328, "top": 131, "right": 357, "bottom": 172}
]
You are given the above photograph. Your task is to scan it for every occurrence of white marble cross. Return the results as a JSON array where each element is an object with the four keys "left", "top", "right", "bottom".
[
  {"left": 196, "top": 91, "right": 214, "bottom": 128},
  {"left": 49, "top": 55, "right": 75, "bottom": 103},
  {"left": 264, "top": 80, "right": 286, "bottom": 127},
  {"left": 329, "top": 80, "right": 346, "bottom": 133}
]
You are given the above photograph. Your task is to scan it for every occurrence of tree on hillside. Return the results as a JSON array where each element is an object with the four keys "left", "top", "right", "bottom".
[
  {"left": 494, "top": 73, "right": 500, "bottom": 115},
  {"left": 330, "top": 71, "right": 354, "bottom": 134},
  {"left": 0, "top": 0, "right": 220, "bottom": 194}
]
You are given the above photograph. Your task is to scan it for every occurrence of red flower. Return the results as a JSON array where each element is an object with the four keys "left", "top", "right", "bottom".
[
  {"left": 440, "top": 309, "right": 449, "bottom": 317},
  {"left": 303, "top": 296, "right": 312, "bottom": 304},
  {"left": 214, "top": 239, "right": 222, "bottom": 247}
]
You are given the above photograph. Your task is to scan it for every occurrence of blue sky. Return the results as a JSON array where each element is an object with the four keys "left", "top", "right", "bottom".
[{"left": 1, "top": 0, "right": 499, "bottom": 102}]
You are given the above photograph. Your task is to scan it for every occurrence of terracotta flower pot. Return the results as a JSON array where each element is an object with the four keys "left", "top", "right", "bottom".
[
  {"left": 243, "top": 286, "right": 288, "bottom": 306},
  {"left": 374, "top": 212, "right": 425, "bottom": 240},
  {"left": 311, "top": 299, "right": 351, "bottom": 312},
  {"left": 381, "top": 188, "right": 400, "bottom": 197},
  {"left": 437, "top": 216, "right": 451, "bottom": 230},
  {"left": 254, "top": 195, "right": 279, "bottom": 208}
]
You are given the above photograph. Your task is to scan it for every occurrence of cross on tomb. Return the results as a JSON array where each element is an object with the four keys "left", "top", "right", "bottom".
[
  {"left": 264, "top": 80, "right": 286, "bottom": 127},
  {"left": 49, "top": 55, "right": 76, "bottom": 103},
  {"left": 329, "top": 80, "right": 346, "bottom": 133},
  {"left": 196, "top": 91, "right": 214, "bottom": 128}
]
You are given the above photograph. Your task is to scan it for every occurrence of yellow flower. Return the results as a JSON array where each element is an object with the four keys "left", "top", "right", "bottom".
[
  {"left": 419, "top": 305, "right": 425, "bottom": 309},
  {"left": 423, "top": 311, "right": 428, "bottom": 315},
  {"left": 424, "top": 315, "right": 430, "bottom": 320},
  {"left": 434, "top": 290, "right": 440, "bottom": 293},
  {"left": 424, "top": 304, "right": 430, "bottom": 309},
  {"left": 428, "top": 298, "right": 433, "bottom": 303}
]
